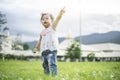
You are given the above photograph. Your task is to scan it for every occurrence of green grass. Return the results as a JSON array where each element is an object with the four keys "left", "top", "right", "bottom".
[{"left": 0, "top": 60, "right": 120, "bottom": 80}]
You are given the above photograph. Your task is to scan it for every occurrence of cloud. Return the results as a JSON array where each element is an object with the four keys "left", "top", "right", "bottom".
[
  {"left": 0, "top": 0, "right": 80, "bottom": 36},
  {"left": 1, "top": 0, "right": 120, "bottom": 42},
  {"left": 82, "top": 14, "right": 120, "bottom": 35},
  {"left": 11, "top": 34, "right": 39, "bottom": 42},
  {"left": 81, "top": 0, "right": 120, "bottom": 14}
]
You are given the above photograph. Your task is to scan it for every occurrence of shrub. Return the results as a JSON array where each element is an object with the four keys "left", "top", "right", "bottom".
[
  {"left": 65, "top": 41, "right": 81, "bottom": 61},
  {"left": 87, "top": 53, "right": 95, "bottom": 61}
]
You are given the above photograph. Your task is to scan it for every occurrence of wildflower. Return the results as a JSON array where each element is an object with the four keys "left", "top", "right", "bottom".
[
  {"left": 60, "top": 78, "right": 65, "bottom": 80},
  {"left": 18, "top": 77, "right": 23, "bottom": 80},
  {"left": 110, "top": 74, "right": 114, "bottom": 78}
]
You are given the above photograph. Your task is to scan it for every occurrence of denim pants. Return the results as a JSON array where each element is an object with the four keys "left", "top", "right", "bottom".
[{"left": 42, "top": 50, "right": 58, "bottom": 76}]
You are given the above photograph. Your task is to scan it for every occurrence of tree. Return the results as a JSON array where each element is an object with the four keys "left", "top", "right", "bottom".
[
  {"left": 65, "top": 41, "right": 81, "bottom": 61},
  {"left": 0, "top": 11, "right": 8, "bottom": 32},
  {"left": 0, "top": 11, "right": 9, "bottom": 61},
  {"left": 23, "top": 43, "right": 29, "bottom": 50},
  {"left": 0, "top": 11, "right": 9, "bottom": 42}
]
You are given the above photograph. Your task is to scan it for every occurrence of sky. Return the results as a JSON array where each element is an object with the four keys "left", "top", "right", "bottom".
[{"left": 0, "top": 0, "right": 120, "bottom": 42}]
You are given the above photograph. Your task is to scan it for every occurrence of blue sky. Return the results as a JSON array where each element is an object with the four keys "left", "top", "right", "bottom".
[{"left": 0, "top": 0, "right": 120, "bottom": 42}]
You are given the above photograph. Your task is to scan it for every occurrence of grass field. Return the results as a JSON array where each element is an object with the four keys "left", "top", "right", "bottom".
[{"left": 0, "top": 60, "right": 120, "bottom": 80}]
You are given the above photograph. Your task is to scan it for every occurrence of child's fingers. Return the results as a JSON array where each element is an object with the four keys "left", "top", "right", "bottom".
[
  {"left": 33, "top": 48, "right": 37, "bottom": 53},
  {"left": 61, "top": 6, "right": 65, "bottom": 13}
]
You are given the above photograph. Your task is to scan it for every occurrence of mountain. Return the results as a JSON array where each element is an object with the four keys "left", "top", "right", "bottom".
[
  {"left": 24, "top": 41, "right": 37, "bottom": 50},
  {"left": 25, "top": 37, "right": 65, "bottom": 50},
  {"left": 75, "top": 31, "right": 120, "bottom": 44},
  {"left": 25, "top": 31, "right": 120, "bottom": 50},
  {"left": 58, "top": 37, "right": 65, "bottom": 43}
]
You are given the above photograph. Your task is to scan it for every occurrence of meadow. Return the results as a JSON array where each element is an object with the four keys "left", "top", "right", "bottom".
[{"left": 0, "top": 60, "right": 120, "bottom": 80}]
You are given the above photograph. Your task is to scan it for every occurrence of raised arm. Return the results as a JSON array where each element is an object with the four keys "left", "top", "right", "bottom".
[{"left": 52, "top": 7, "right": 65, "bottom": 30}]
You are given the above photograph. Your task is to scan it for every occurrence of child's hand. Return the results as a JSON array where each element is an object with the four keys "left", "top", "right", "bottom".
[
  {"left": 33, "top": 48, "right": 37, "bottom": 53},
  {"left": 60, "top": 7, "right": 65, "bottom": 14}
]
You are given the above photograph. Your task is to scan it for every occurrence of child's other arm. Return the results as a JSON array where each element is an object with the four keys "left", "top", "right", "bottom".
[
  {"left": 52, "top": 7, "right": 65, "bottom": 30},
  {"left": 33, "top": 35, "right": 42, "bottom": 53}
]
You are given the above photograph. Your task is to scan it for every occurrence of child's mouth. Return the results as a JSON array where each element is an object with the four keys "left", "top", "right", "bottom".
[{"left": 44, "top": 22, "right": 48, "bottom": 24}]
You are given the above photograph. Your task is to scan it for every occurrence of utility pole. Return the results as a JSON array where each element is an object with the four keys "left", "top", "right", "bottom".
[{"left": 79, "top": 1, "right": 82, "bottom": 62}]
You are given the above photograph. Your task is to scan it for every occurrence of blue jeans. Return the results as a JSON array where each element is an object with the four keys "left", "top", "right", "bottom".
[{"left": 42, "top": 50, "right": 58, "bottom": 76}]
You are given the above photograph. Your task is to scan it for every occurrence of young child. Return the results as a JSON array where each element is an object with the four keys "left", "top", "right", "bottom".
[{"left": 33, "top": 7, "right": 65, "bottom": 76}]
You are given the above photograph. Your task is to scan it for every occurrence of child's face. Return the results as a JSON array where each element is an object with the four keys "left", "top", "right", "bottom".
[{"left": 41, "top": 14, "right": 52, "bottom": 28}]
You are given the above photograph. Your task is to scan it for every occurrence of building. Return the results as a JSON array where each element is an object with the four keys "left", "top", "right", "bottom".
[
  {"left": 58, "top": 36, "right": 120, "bottom": 61},
  {"left": 83, "top": 43, "right": 120, "bottom": 61}
]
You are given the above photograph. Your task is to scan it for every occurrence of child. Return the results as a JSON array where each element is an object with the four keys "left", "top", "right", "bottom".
[{"left": 33, "top": 7, "right": 65, "bottom": 76}]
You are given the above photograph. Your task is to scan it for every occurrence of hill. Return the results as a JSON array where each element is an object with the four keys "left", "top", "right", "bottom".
[{"left": 75, "top": 31, "right": 120, "bottom": 44}]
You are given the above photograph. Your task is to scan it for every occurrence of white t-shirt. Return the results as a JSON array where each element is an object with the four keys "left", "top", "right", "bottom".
[{"left": 40, "top": 26, "right": 58, "bottom": 53}]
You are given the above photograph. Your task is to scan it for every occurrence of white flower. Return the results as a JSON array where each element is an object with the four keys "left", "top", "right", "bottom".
[
  {"left": 60, "top": 78, "right": 65, "bottom": 80},
  {"left": 110, "top": 74, "right": 114, "bottom": 78},
  {"left": 18, "top": 77, "right": 23, "bottom": 80}
]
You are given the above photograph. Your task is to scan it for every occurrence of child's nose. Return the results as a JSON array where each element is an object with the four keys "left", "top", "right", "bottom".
[{"left": 44, "top": 19, "right": 47, "bottom": 21}]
